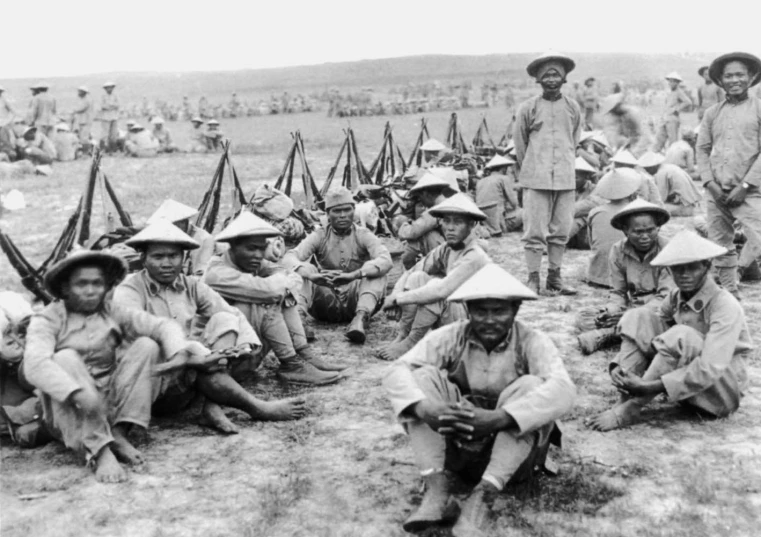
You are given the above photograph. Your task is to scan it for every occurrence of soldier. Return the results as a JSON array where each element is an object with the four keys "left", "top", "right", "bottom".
[
  {"left": 697, "top": 51, "right": 761, "bottom": 300},
  {"left": 419, "top": 138, "right": 447, "bottom": 168},
  {"left": 653, "top": 73, "right": 692, "bottom": 152},
  {"left": 383, "top": 263, "right": 575, "bottom": 536},
  {"left": 188, "top": 117, "right": 207, "bottom": 152},
  {"left": 610, "top": 149, "right": 663, "bottom": 206},
  {"left": 514, "top": 51, "right": 581, "bottom": 295},
  {"left": 664, "top": 128, "right": 699, "bottom": 180},
  {"left": 580, "top": 77, "right": 599, "bottom": 127},
  {"left": 638, "top": 151, "right": 702, "bottom": 216},
  {"left": 204, "top": 211, "right": 346, "bottom": 386},
  {"left": 52, "top": 124, "right": 79, "bottom": 162},
  {"left": 115, "top": 220, "right": 306, "bottom": 434},
  {"left": 588, "top": 231, "right": 751, "bottom": 431},
  {"left": 577, "top": 200, "right": 672, "bottom": 355},
  {"left": 475, "top": 154, "right": 521, "bottom": 237},
  {"left": 22, "top": 250, "right": 216, "bottom": 482},
  {"left": 0, "top": 86, "right": 16, "bottom": 127},
  {"left": 16, "top": 126, "right": 57, "bottom": 165},
  {"left": 600, "top": 92, "right": 650, "bottom": 157},
  {"left": 283, "top": 188, "right": 393, "bottom": 345},
  {"left": 147, "top": 199, "right": 215, "bottom": 277},
  {"left": 26, "top": 83, "right": 57, "bottom": 137},
  {"left": 205, "top": 119, "right": 224, "bottom": 151},
  {"left": 379, "top": 194, "right": 491, "bottom": 361},
  {"left": 151, "top": 117, "right": 178, "bottom": 153},
  {"left": 567, "top": 157, "right": 603, "bottom": 250},
  {"left": 100, "top": 82, "right": 120, "bottom": 153},
  {"left": 697, "top": 66, "right": 725, "bottom": 121},
  {"left": 72, "top": 86, "right": 94, "bottom": 154},
  {"left": 124, "top": 124, "right": 159, "bottom": 158}
]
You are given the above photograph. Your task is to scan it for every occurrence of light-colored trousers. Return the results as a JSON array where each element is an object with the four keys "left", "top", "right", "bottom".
[
  {"left": 654, "top": 115, "right": 680, "bottom": 152},
  {"left": 403, "top": 271, "right": 468, "bottom": 327},
  {"left": 230, "top": 301, "right": 307, "bottom": 365},
  {"left": 706, "top": 191, "right": 761, "bottom": 271},
  {"left": 522, "top": 188, "right": 575, "bottom": 272},
  {"left": 406, "top": 367, "right": 554, "bottom": 490},
  {"left": 613, "top": 308, "right": 742, "bottom": 416},
  {"left": 296, "top": 264, "right": 387, "bottom": 322}
]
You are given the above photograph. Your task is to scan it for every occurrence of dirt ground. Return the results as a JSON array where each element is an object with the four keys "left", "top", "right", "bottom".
[{"left": 2, "top": 109, "right": 761, "bottom": 537}]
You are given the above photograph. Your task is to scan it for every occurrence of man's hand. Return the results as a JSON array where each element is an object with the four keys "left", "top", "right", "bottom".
[
  {"left": 306, "top": 272, "right": 335, "bottom": 288},
  {"left": 725, "top": 184, "right": 749, "bottom": 208},
  {"left": 596, "top": 311, "right": 623, "bottom": 328},
  {"left": 329, "top": 270, "right": 360, "bottom": 287},
  {"left": 154, "top": 341, "right": 227, "bottom": 376},
  {"left": 382, "top": 294, "right": 400, "bottom": 320},
  {"left": 436, "top": 404, "right": 514, "bottom": 441},
  {"left": 412, "top": 399, "right": 454, "bottom": 432},
  {"left": 705, "top": 181, "right": 728, "bottom": 206},
  {"left": 611, "top": 368, "right": 664, "bottom": 397}
]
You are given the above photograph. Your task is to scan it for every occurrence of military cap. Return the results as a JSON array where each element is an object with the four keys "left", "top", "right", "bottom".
[
  {"left": 526, "top": 51, "right": 575, "bottom": 78},
  {"left": 147, "top": 199, "right": 199, "bottom": 224},
  {"left": 420, "top": 138, "right": 447, "bottom": 152},
  {"left": 575, "top": 156, "right": 597, "bottom": 174},
  {"left": 611, "top": 149, "right": 639, "bottom": 167},
  {"left": 324, "top": 187, "right": 356, "bottom": 210},
  {"left": 484, "top": 154, "right": 515, "bottom": 169},
  {"left": 448, "top": 263, "right": 538, "bottom": 303},
  {"left": 637, "top": 151, "right": 665, "bottom": 169},
  {"left": 215, "top": 211, "right": 282, "bottom": 242},
  {"left": 409, "top": 173, "right": 457, "bottom": 194},
  {"left": 593, "top": 169, "right": 642, "bottom": 201},
  {"left": 610, "top": 199, "right": 670, "bottom": 230},
  {"left": 428, "top": 193, "right": 487, "bottom": 221},
  {"left": 665, "top": 72, "right": 683, "bottom": 82},
  {"left": 126, "top": 219, "right": 200, "bottom": 251},
  {"left": 45, "top": 250, "right": 128, "bottom": 300},
  {"left": 708, "top": 52, "right": 761, "bottom": 87},
  {"left": 651, "top": 230, "right": 727, "bottom": 267}
]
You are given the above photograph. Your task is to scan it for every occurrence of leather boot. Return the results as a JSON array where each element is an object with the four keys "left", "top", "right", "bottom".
[
  {"left": 546, "top": 268, "right": 577, "bottom": 295},
  {"left": 451, "top": 481, "right": 499, "bottom": 537},
  {"left": 345, "top": 311, "right": 368, "bottom": 344},
  {"left": 578, "top": 327, "right": 620, "bottom": 355},
  {"left": 277, "top": 358, "right": 342, "bottom": 385},
  {"left": 297, "top": 346, "right": 348, "bottom": 372},
  {"left": 527, "top": 272, "right": 540, "bottom": 295},
  {"left": 402, "top": 472, "right": 458, "bottom": 533}
]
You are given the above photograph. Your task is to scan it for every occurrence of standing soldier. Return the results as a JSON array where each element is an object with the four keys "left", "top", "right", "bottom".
[
  {"left": 72, "top": 86, "right": 93, "bottom": 154},
  {"left": 0, "top": 86, "right": 16, "bottom": 126},
  {"left": 697, "top": 66, "right": 725, "bottom": 121},
  {"left": 654, "top": 73, "right": 692, "bottom": 152},
  {"left": 580, "top": 77, "right": 599, "bottom": 127},
  {"left": 514, "top": 51, "right": 582, "bottom": 295},
  {"left": 100, "top": 82, "right": 120, "bottom": 153},
  {"left": 27, "top": 83, "right": 57, "bottom": 137},
  {"left": 697, "top": 51, "right": 761, "bottom": 300}
]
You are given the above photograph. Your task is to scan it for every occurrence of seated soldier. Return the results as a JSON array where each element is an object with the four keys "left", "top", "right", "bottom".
[
  {"left": 577, "top": 200, "right": 673, "bottom": 354},
  {"left": 22, "top": 250, "right": 216, "bottom": 483},
  {"left": 419, "top": 138, "right": 448, "bottom": 168},
  {"left": 204, "top": 119, "right": 224, "bottom": 151},
  {"left": 588, "top": 231, "right": 751, "bottom": 431},
  {"left": 638, "top": 151, "right": 702, "bottom": 217},
  {"left": 115, "top": 220, "right": 306, "bottom": 434},
  {"left": 567, "top": 157, "right": 602, "bottom": 250},
  {"left": 124, "top": 123, "right": 159, "bottom": 158},
  {"left": 188, "top": 117, "right": 208, "bottom": 153},
  {"left": 586, "top": 169, "right": 641, "bottom": 287},
  {"left": 148, "top": 199, "right": 215, "bottom": 276},
  {"left": 383, "top": 264, "right": 575, "bottom": 536},
  {"left": 610, "top": 149, "right": 663, "bottom": 206},
  {"left": 151, "top": 117, "right": 178, "bottom": 153},
  {"left": 664, "top": 128, "right": 698, "bottom": 180},
  {"left": 395, "top": 173, "right": 456, "bottom": 269},
  {"left": 204, "top": 211, "right": 345, "bottom": 385},
  {"left": 16, "top": 126, "right": 57, "bottom": 165},
  {"left": 283, "top": 188, "right": 393, "bottom": 345},
  {"left": 52, "top": 123, "right": 80, "bottom": 162},
  {"left": 378, "top": 194, "right": 491, "bottom": 361},
  {"left": 475, "top": 155, "right": 522, "bottom": 237}
]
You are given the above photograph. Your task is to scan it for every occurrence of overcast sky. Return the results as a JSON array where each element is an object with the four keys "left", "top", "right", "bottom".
[{"left": 5, "top": 0, "right": 757, "bottom": 79}]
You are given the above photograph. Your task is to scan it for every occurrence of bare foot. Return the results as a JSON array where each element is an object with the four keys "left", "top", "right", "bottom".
[
  {"left": 377, "top": 338, "right": 414, "bottom": 361},
  {"left": 94, "top": 447, "right": 128, "bottom": 483},
  {"left": 250, "top": 398, "right": 307, "bottom": 421},
  {"left": 111, "top": 427, "right": 145, "bottom": 465},
  {"left": 586, "top": 402, "right": 641, "bottom": 432},
  {"left": 199, "top": 401, "right": 240, "bottom": 435}
]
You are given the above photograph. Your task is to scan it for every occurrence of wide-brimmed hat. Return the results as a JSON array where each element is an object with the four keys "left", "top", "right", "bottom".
[
  {"left": 665, "top": 72, "right": 683, "bottom": 82},
  {"left": 611, "top": 149, "right": 639, "bottom": 167},
  {"left": 610, "top": 199, "right": 670, "bottom": 230},
  {"left": 216, "top": 211, "right": 282, "bottom": 242},
  {"left": 484, "top": 154, "right": 515, "bottom": 169},
  {"left": 30, "top": 82, "right": 49, "bottom": 90},
  {"left": 55, "top": 123, "right": 70, "bottom": 132},
  {"left": 45, "top": 250, "right": 128, "bottom": 300},
  {"left": 147, "top": 199, "right": 199, "bottom": 224},
  {"left": 651, "top": 230, "right": 727, "bottom": 266},
  {"left": 593, "top": 169, "right": 642, "bottom": 201},
  {"left": 151, "top": 117, "right": 165, "bottom": 125},
  {"left": 420, "top": 138, "right": 447, "bottom": 152},
  {"left": 77, "top": 86, "right": 89, "bottom": 93},
  {"left": 526, "top": 51, "right": 575, "bottom": 78},
  {"left": 428, "top": 167, "right": 461, "bottom": 193},
  {"left": 708, "top": 52, "right": 761, "bottom": 87},
  {"left": 409, "top": 173, "right": 458, "bottom": 195},
  {"left": 129, "top": 123, "right": 143, "bottom": 131},
  {"left": 428, "top": 193, "right": 486, "bottom": 221},
  {"left": 637, "top": 151, "right": 665, "bottom": 169},
  {"left": 575, "top": 156, "right": 597, "bottom": 174},
  {"left": 324, "top": 187, "right": 355, "bottom": 210},
  {"left": 207, "top": 119, "right": 220, "bottom": 126},
  {"left": 448, "top": 263, "right": 538, "bottom": 303},
  {"left": 103, "top": 81, "right": 116, "bottom": 88},
  {"left": 191, "top": 116, "right": 204, "bottom": 123},
  {"left": 126, "top": 219, "right": 200, "bottom": 251}
]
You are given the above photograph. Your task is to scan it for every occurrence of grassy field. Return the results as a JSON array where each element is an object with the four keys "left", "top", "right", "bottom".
[{"left": 1, "top": 104, "right": 761, "bottom": 537}]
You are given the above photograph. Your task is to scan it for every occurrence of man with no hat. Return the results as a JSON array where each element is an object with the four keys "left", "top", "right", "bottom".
[
  {"left": 383, "top": 264, "right": 575, "bottom": 535},
  {"left": 514, "top": 51, "right": 582, "bottom": 295},
  {"left": 697, "top": 51, "right": 761, "bottom": 300},
  {"left": 697, "top": 66, "right": 724, "bottom": 121}
]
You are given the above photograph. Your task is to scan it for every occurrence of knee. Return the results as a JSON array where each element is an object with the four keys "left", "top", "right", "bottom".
[
  {"left": 497, "top": 375, "right": 543, "bottom": 405},
  {"left": 411, "top": 366, "right": 448, "bottom": 398},
  {"left": 655, "top": 325, "right": 704, "bottom": 353},
  {"left": 130, "top": 337, "right": 160, "bottom": 360},
  {"left": 207, "top": 311, "right": 239, "bottom": 338}
]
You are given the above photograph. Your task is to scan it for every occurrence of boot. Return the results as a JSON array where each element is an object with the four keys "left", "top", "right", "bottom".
[
  {"left": 379, "top": 306, "right": 439, "bottom": 361},
  {"left": 297, "top": 347, "right": 348, "bottom": 372},
  {"left": 527, "top": 272, "right": 540, "bottom": 295},
  {"left": 345, "top": 311, "right": 368, "bottom": 344},
  {"left": 402, "top": 473, "right": 459, "bottom": 533},
  {"left": 451, "top": 481, "right": 499, "bottom": 537},
  {"left": 578, "top": 327, "right": 620, "bottom": 355},
  {"left": 546, "top": 268, "right": 577, "bottom": 295},
  {"left": 277, "top": 358, "right": 342, "bottom": 386}
]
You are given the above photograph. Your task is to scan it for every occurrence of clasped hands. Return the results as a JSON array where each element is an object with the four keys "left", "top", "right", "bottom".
[
  {"left": 154, "top": 341, "right": 256, "bottom": 376},
  {"left": 306, "top": 269, "right": 361, "bottom": 288},
  {"left": 413, "top": 400, "right": 514, "bottom": 442}
]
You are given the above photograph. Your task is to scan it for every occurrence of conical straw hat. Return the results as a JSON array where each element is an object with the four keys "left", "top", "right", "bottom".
[
  {"left": 485, "top": 154, "right": 515, "bottom": 169},
  {"left": 593, "top": 169, "right": 642, "bottom": 200},
  {"left": 610, "top": 199, "right": 670, "bottom": 230},
  {"left": 420, "top": 138, "right": 447, "bottom": 151},
  {"left": 575, "top": 157, "right": 596, "bottom": 174},
  {"left": 428, "top": 193, "right": 486, "bottom": 221},
  {"left": 637, "top": 151, "right": 665, "bottom": 169},
  {"left": 651, "top": 230, "right": 727, "bottom": 266},
  {"left": 448, "top": 264, "right": 538, "bottom": 302},
  {"left": 126, "top": 219, "right": 200, "bottom": 250},
  {"left": 148, "top": 199, "right": 198, "bottom": 224},
  {"left": 409, "top": 173, "right": 457, "bottom": 194},
  {"left": 215, "top": 211, "right": 282, "bottom": 242},
  {"left": 611, "top": 150, "right": 639, "bottom": 167}
]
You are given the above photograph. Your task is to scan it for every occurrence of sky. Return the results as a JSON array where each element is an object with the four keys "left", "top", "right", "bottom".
[{"left": 4, "top": 0, "right": 758, "bottom": 79}]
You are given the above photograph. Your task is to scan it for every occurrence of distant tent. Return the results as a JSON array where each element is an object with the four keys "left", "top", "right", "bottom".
[
  {"left": 320, "top": 126, "right": 370, "bottom": 196},
  {"left": 196, "top": 139, "right": 247, "bottom": 233},
  {"left": 367, "top": 122, "right": 407, "bottom": 185},
  {"left": 472, "top": 116, "right": 497, "bottom": 157},
  {"left": 273, "top": 130, "right": 322, "bottom": 210},
  {"left": 407, "top": 117, "right": 431, "bottom": 168},
  {"left": 445, "top": 112, "right": 469, "bottom": 155}
]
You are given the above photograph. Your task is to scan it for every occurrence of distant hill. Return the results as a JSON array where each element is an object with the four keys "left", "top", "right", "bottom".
[{"left": 0, "top": 52, "right": 718, "bottom": 107}]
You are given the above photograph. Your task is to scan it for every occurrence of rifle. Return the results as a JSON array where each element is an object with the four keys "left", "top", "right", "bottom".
[{"left": 0, "top": 231, "right": 53, "bottom": 303}]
